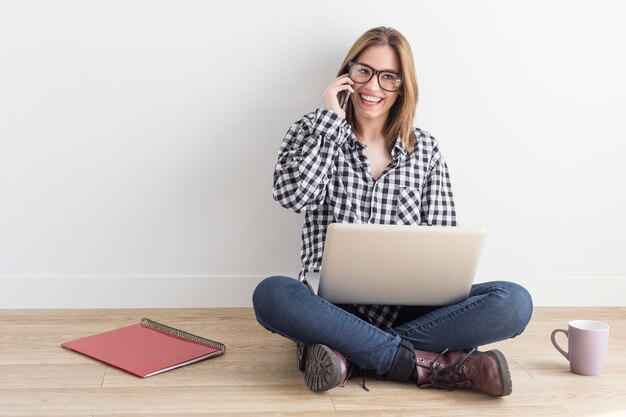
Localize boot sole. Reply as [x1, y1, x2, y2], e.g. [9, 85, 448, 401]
[490, 349, 513, 397]
[304, 344, 342, 392]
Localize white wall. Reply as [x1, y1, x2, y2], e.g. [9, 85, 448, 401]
[1, 0, 625, 307]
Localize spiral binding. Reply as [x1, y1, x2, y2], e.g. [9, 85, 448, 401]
[140, 318, 225, 351]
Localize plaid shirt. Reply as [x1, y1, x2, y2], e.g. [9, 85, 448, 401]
[273, 109, 457, 329]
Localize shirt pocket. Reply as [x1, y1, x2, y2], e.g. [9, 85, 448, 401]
[395, 187, 422, 225]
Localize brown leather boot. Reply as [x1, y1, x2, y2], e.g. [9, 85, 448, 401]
[299, 344, 349, 392]
[414, 348, 513, 397]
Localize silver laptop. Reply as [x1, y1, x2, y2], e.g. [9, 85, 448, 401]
[305, 223, 486, 306]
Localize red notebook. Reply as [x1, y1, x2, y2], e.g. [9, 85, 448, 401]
[62, 318, 225, 377]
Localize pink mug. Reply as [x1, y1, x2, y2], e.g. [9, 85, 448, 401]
[551, 320, 609, 376]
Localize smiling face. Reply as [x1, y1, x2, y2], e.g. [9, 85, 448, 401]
[350, 44, 401, 126]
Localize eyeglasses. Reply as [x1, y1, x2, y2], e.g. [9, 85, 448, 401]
[348, 61, 403, 92]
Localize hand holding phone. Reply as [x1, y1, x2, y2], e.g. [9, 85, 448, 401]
[322, 74, 354, 119]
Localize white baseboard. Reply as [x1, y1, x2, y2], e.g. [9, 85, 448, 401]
[1, 274, 625, 308]
[0, 275, 265, 309]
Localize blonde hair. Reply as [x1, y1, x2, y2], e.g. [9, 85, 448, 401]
[338, 27, 419, 152]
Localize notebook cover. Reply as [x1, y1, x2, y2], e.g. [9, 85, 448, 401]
[62, 321, 224, 377]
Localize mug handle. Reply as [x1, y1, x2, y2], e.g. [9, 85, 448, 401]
[551, 328, 569, 360]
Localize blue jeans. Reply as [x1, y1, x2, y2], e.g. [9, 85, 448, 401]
[252, 275, 533, 377]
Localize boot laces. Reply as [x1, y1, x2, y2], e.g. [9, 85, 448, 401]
[341, 363, 370, 392]
[429, 348, 476, 390]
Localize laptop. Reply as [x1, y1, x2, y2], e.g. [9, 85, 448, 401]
[305, 223, 487, 306]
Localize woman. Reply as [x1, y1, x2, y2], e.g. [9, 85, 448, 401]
[253, 27, 532, 397]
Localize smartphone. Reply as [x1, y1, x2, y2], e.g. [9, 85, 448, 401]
[339, 91, 351, 110]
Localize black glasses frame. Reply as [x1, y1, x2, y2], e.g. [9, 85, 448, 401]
[348, 61, 403, 92]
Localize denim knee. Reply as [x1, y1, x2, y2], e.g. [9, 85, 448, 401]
[491, 281, 533, 337]
[252, 275, 300, 328]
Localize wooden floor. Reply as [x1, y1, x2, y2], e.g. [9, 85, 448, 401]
[0, 307, 624, 417]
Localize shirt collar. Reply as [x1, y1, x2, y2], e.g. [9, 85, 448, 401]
[348, 134, 407, 159]
[391, 137, 408, 160]
[347, 133, 360, 150]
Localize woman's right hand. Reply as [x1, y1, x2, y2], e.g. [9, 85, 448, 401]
[322, 74, 355, 119]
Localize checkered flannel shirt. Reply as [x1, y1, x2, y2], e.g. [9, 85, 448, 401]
[273, 109, 457, 329]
